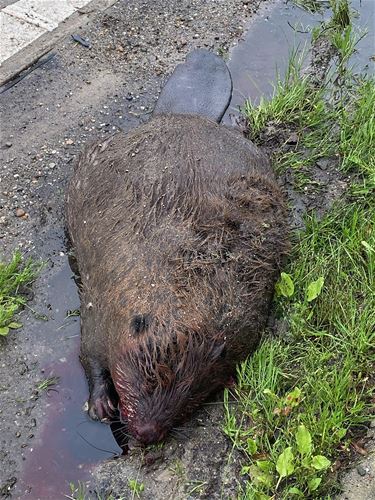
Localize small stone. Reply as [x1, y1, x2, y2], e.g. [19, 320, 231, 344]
[316, 159, 330, 170]
[49, 162, 56, 169]
[15, 208, 26, 217]
[5, 142, 12, 148]
[357, 465, 367, 476]
[286, 132, 298, 145]
[15, 431, 21, 438]
[65, 139, 74, 145]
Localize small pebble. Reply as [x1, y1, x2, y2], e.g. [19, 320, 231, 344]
[357, 465, 367, 476]
[15, 208, 26, 217]
[286, 132, 298, 145]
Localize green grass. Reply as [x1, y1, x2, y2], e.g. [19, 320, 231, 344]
[291, 0, 325, 13]
[128, 479, 144, 498]
[66, 482, 125, 500]
[245, 0, 373, 186]
[0, 251, 38, 336]
[36, 376, 60, 392]
[330, 0, 351, 31]
[66, 482, 89, 500]
[225, 1, 374, 498]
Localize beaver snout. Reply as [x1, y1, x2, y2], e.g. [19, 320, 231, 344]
[134, 422, 166, 445]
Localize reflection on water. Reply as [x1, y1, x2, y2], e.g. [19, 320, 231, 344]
[223, 0, 374, 124]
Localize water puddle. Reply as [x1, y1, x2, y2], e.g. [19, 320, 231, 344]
[14, 261, 122, 499]
[15, 0, 374, 498]
[223, 0, 319, 123]
[223, 0, 374, 124]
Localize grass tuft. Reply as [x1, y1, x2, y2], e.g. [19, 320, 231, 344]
[36, 376, 60, 392]
[291, 0, 325, 13]
[0, 251, 38, 336]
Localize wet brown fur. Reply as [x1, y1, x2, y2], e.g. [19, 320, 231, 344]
[66, 114, 289, 441]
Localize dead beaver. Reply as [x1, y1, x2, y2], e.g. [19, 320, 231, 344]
[66, 50, 288, 445]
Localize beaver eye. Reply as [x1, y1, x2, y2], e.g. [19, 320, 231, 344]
[131, 314, 152, 335]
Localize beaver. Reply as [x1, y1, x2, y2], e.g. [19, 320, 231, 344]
[66, 50, 288, 445]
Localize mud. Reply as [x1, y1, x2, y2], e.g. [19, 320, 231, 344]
[0, 0, 374, 498]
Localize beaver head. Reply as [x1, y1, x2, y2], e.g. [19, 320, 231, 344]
[112, 319, 230, 445]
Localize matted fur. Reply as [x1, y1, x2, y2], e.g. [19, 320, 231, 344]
[66, 114, 289, 442]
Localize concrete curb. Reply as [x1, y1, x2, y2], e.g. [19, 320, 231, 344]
[0, 0, 117, 85]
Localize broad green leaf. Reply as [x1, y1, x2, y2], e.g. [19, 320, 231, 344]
[275, 272, 295, 298]
[311, 455, 331, 470]
[295, 424, 312, 455]
[336, 427, 347, 439]
[241, 465, 251, 475]
[285, 387, 302, 407]
[0, 327, 10, 336]
[8, 322, 23, 329]
[308, 477, 322, 491]
[247, 438, 258, 455]
[276, 447, 295, 478]
[256, 460, 275, 473]
[248, 464, 273, 487]
[288, 486, 303, 496]
[254, 493, 271, 500]
[263, 388, 277, 398]
[307, 277, 324, 302]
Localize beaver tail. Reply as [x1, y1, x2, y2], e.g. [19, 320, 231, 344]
[153, 49, 232, 123]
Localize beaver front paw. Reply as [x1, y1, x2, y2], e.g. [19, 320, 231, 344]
[88, 383, 118, 422]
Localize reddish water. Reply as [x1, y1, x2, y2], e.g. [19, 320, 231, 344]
[14, 261, 123, 499]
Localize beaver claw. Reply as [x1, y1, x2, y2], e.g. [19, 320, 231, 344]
[88, 396, 116, 422]
[88, 384, 117, 422]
